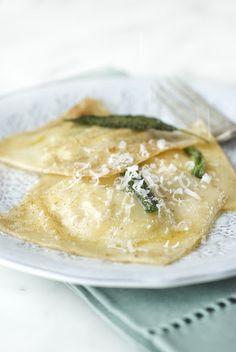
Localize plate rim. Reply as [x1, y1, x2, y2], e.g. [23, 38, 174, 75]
[1, 247, 236, 288]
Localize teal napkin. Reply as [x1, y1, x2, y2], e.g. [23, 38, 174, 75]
[67, 280, 236, 352]
[66, 68, 236, 352]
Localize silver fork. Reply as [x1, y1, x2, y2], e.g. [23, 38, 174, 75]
[156, 78, 236, 142]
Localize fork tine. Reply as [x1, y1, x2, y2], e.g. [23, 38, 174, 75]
[167, 79, 211, 123]
[169, 78, 233, 129]
[158, 78, 235, 137]
[166, 78, 196, 104]
[161, 79, 204, 125]
[165, 78, 210, 118]
[156, 83, 197, 126]
[159, 81, 193, 109]
[156, 86, 188, 123]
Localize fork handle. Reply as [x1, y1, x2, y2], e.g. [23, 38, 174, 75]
[216, 127, 236, 143]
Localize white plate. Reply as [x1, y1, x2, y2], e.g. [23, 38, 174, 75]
[0, 76, 236, 288]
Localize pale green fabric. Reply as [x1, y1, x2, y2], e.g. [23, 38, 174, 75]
[67, 279, 236, 352]
[66, 68, 236, 352]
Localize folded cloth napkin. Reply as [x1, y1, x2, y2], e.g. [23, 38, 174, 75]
[66, 68, 236, 352]
[67, 279, 236, 352]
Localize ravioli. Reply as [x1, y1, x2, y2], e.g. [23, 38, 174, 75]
[0, 101, 235, 264]
[190, 121, 236, 211]
[0, 155, 226, 264]
[0, 98, 197, 178]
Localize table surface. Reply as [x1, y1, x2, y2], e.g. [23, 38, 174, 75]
[1, 0, 236, 351]
[0, 266, 137, 352]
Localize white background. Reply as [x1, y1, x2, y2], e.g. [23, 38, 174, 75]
[1, 0, 236, 94]
[0, 0, 236, 351]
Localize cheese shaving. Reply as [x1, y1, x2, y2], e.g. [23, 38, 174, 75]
[184, 188, 201, 200]
[201, 173, 212, 184]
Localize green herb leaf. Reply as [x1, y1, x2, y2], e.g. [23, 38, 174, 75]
[70, 114, 176, 132]
[184, 146, 205, 178]
[123, 167, 159, 213]
[69, 114, 208, 142]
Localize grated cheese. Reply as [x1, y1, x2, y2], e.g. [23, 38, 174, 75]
[141, 165, 158, 189]
[156, 139, 167, 150]
[139, 143, 150, 157]
[89, 165, 110, 182]
[174, 220, 191, 232]
[184, 188, 201, 200]
[108, 152, 134, 169]
[172, 241, 180, 249]
[118, 140, 127, 150]
[118, 165, 139, 190]
[201, 173, 212, 184]
[172, 187, 184, 203]
[74, 162, 91, 179]
[163, 240, 170, 248]
[178, 173, 190, 189]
